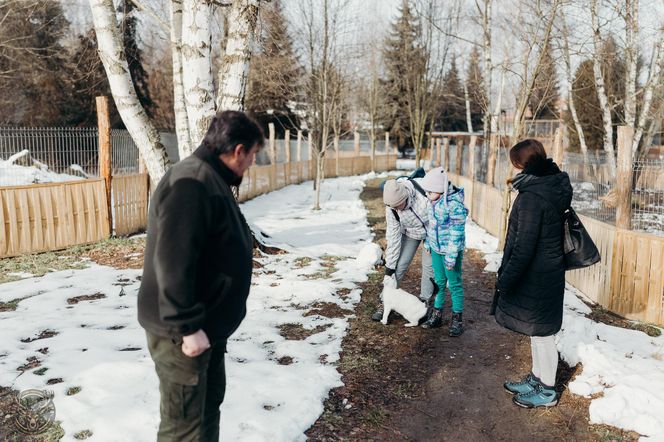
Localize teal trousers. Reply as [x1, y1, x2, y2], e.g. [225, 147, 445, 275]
[430, 251, 464, 312]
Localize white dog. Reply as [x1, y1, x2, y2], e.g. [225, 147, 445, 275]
[381, 275, 428, 327]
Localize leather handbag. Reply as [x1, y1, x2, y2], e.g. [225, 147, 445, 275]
[563, 207, 601, 270]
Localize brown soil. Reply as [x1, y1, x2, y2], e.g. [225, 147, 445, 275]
[306, 178, 639, 441]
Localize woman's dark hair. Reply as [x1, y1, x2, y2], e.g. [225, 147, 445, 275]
[202, 110, 265, 155]
[509, 138, 547, 169]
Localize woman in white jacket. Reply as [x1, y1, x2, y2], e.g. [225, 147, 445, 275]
[372, 178, 435, 322]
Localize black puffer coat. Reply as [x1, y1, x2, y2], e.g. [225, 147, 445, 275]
[495, 158, 573, 337]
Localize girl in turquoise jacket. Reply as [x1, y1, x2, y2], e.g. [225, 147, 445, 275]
[419, 167, 468, 335]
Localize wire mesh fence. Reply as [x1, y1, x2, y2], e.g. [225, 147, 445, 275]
[633, 159, 664, 234]
[444, 138, 664, 236]
[0, 127, 98, 186]
[0, 127, 144, 187]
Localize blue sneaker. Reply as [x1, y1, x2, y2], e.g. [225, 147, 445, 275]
[503, 373, 539, 395]
[513, 383, 558, 408]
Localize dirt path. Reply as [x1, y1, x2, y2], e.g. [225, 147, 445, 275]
[306, 179, 636, 441]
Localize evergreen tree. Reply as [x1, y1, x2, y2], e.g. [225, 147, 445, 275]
[529, 36, 559, 119]
[564, 36, 626, 152]
[381, 0, 426, 153]
[438, 58, 466, 131]
[245, 0, 301, 136]
[466, 46, 485, 131]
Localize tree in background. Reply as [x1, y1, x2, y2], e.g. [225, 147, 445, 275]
[381, 0, 425, 155]
[437, 58, 465, 131]
[528, 35, 559, 119]
[564, 37, 626, 153]
[0, 0, 72, 125]
[118, 0, 154, 118]
[465, 45, 485, 131]
[245, 0, 301, 137]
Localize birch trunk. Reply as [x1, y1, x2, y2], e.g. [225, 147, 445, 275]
[89, 0, 170, 182]
[170, 0, 192, 159]
[482, 0, 493, 138]
[464, 82, 473, 133]
[181, 0, 216, 151]
[623, 0, 638, 129]
[216, 0, 260, 111]
[591, 0, 617, 177]
[633, 31, 664, 157]
[560, 10, 591, 175]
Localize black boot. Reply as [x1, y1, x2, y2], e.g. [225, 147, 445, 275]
[371, 306, 384, 322]
[421, 308, 443, 329]
[449, 312, 464, 337]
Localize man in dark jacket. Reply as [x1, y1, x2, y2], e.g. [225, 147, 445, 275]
[493, 139, 572, 409]
[138, 110, 264, 441]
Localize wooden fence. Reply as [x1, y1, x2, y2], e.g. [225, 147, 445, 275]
[0, 179, 110, 257]
[446, 147, 664, 326]
[0, 152, 396, 258]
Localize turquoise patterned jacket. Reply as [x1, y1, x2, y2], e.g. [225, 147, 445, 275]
[425, 185, 468, 268]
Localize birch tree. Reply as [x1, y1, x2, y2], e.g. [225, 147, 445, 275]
[90, 0, 171, 181]
[590, 0, 617, 176]
[90, 0, 261, 181]
[557, 5, 591, 174]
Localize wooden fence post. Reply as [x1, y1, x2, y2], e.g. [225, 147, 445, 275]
[436, 138, 442, 167]
[429, 136, 434, 165]
[96, 96, 112, 236]
[487, 134, 499, 187]
[284, 129, 291, 184]
[468, 135, 478, 216]
[334, 135, 340, 177]
[443, 138, 450, 170]
[296, 130, 303, 182]
[455, 137, 463, 174]
[354, 131, 360, 156]
[616, 126, 634, 230]
[308, 132, 314, 180]
[552, 127, 564, 166]
[385, 132, 391, 169]
[268, 123, 276, 191]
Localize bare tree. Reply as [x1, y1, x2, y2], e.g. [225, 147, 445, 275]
[590, 0, 617, 176]
[292, 0, 351, 209]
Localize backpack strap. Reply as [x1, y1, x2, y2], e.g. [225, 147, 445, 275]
[391, 208, 400, 223]
[408, 177, 427, 197]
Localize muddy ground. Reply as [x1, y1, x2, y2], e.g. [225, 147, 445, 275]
[305, 179, 639, 442]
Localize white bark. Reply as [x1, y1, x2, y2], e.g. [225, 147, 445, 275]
[632, 30, 664, 157]
[623, 0, 638, 129]
[481, 0, 492, 138]
[89, 0, 170, 182]
[464, 82, 473, 133]
[492, 65, 504, 133]
[560, 8, 590, 170]
[170, 0, 192, 159]
[216, 0, 260, 111]
[591, 0, 617, 177]
[182, 0, 216, 151]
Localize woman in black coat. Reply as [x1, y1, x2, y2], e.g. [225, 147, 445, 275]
[493, 139, 572, 408]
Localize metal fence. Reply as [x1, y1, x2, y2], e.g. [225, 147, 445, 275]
[0, 127, 142, 187]
[443, 139, 664, 236]
[0, 127, 98, 186]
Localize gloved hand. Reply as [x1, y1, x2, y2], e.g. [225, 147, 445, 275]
[385, 267, 395, 277]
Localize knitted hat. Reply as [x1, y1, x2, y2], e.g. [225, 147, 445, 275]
[421, 167, 449, 204]
[383, 180, 408, 208]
